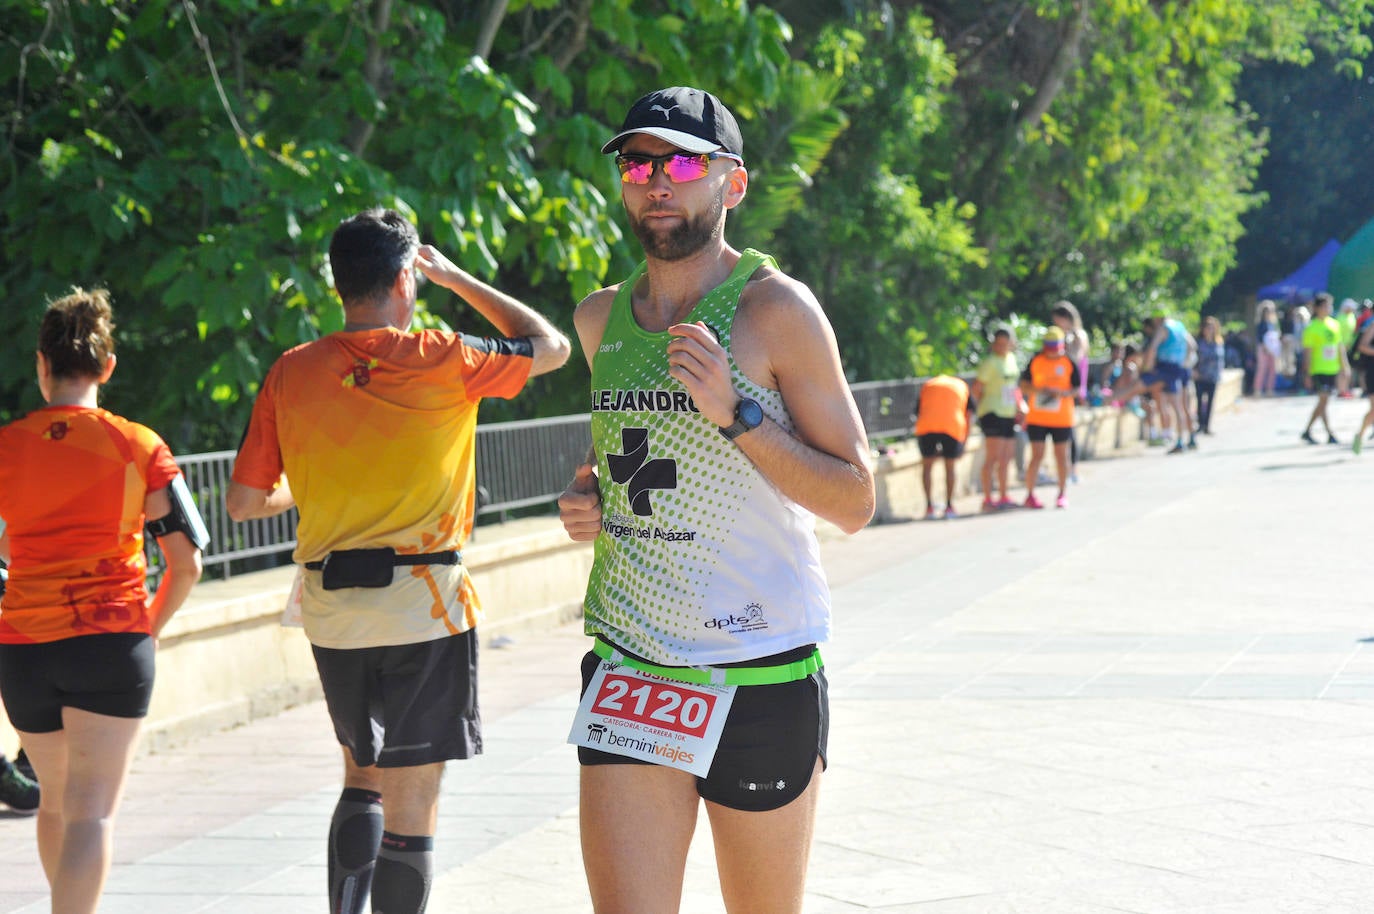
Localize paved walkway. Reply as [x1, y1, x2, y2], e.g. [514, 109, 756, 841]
[5, 393, 1374, 913]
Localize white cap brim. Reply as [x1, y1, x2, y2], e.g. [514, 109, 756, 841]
[601, 127, 722, 155]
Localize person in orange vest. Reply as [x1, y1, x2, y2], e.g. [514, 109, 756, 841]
[913, 375, 972, 519]
[1019, 327, 1081, 509]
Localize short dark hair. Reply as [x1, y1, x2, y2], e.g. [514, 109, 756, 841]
[1315, 292, 1334, 310]
[40, 287, 116, 380]
[329, 208, 419, 306]
[992, 328, 1012, 341]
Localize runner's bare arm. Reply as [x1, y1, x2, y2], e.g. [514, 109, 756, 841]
[414, 244, 572, 378]
[226, 477, 296, 522]
[666, 276, 874, 534]
[557, 291, 616, 542]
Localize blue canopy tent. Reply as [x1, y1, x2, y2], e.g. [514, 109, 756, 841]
[1256, 239, 1342, 301]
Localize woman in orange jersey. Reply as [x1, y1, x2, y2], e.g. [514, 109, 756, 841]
[1019, 327, 1081, 509]
[0, 289, 204, 914]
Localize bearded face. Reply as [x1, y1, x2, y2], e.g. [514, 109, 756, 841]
[628, 190, 725, 262]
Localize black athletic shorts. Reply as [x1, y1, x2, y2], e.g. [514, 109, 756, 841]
[1026, 424, 1073, 444]
[977, 414, 1017, 439]
[312, 629, 481, 768]
[917, 432, 965, 459]
[577, 642, 829, 812]
[1310, 373, 1338, 393]
[0, 633, 155, 733]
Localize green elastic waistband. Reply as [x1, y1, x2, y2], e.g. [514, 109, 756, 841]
[591, 639, 822, 687]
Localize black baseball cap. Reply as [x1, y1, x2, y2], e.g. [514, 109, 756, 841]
[601, 87, 744, 159]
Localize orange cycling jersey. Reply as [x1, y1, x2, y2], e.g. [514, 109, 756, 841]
[0, 407, 180, 644]
[232, 327, 532, 649]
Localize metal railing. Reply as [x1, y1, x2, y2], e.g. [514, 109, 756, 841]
[157, 379, 929, 580]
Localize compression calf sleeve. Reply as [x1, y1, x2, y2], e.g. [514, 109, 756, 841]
[372, 832, 434, 914]
[328, 787, 383, 914]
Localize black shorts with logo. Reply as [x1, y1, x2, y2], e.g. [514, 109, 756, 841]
[0, 633, 155, 733]
[917, 432, 965, 459]
[312, 628, 481, 768]
[577, 642, 829, 812]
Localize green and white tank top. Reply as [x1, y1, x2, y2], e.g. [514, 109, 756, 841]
[585, 249, 831, 666]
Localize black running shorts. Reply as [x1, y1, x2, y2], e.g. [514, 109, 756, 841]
[917, 432, 966, 459]
[977, 414, 1017, 439]
[1026, 423, 1073, 444]
[312, 629, 481, 768]
[0, 633, 155, 733]
[577, 643, 829, 812]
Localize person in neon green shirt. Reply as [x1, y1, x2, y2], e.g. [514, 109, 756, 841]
[1300, 293, 1348, 445]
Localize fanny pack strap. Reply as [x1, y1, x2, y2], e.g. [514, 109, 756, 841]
[304, 549, 461, 571]
[591, 638, 822, 687]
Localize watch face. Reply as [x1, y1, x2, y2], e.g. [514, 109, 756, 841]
[738, 397, 764, 428]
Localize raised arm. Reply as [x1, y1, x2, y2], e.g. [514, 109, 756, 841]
[414, 245, 571, 378]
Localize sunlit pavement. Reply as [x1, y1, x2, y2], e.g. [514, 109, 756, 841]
[5, 392, 1374, 913]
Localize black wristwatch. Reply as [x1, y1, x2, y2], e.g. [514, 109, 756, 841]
[719, 397, 764, 441]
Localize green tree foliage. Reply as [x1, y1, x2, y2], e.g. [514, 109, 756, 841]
[3, 0, 1372, 451]
[0, 0, 823, 446]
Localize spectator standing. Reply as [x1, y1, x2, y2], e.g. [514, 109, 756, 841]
[1050, 301, 1089, 483]
[1254, 300, 1280, 397]
[1019, 327, 1080, 509]
[913, 375, 972, 519]
[970, 328, 1022, 510]
[1195, 316, 1225, 435]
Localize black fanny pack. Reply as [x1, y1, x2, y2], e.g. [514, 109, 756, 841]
[305, 548, 461, 591]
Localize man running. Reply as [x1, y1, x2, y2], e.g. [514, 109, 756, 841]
[558, 86, 874, 914]
[227, 209, 569, 914]
[1300, 292, 1347, 445]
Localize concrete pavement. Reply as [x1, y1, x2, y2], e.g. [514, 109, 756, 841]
[5, 392, 1374, 912]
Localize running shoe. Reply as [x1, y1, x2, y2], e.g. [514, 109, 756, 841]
[14, 748, 35, 783]
[1328, 434, 1340, 445]
[0, 760, 39, 814]
[924, 507, 940, 521]
[1354, 436, 1363, 456]
[1024, 493, 1045, 510]
[996, 497, 1017, 510]
[1055, 494, 1068, 509]
[944, 506, 959, 520]
[1167, 443, 1186, 455]
[1301, 430, 1317, 444]
[981, 498, 997, 513]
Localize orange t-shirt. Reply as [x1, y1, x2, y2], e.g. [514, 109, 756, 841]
[232, 328, 532, 649]
[913, 376, 969, 442]
[1021, 353, 1080, 428]
[0, 407, 180, 644]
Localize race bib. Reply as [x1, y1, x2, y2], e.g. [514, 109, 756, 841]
[1323, 345, 1338, 362]
[1036, 391, 1062, 410]
[569, 660, 736, 777]
[1001, 386, 1017, 406]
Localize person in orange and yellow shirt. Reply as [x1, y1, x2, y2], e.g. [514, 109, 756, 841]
[0, 288, 204, 914]
[227, 209, 569, 914]
[912, 375, 972, 520]
[1019, 326, 1081, 509]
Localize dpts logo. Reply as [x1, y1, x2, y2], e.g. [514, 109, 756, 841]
[607, 427, 677, 517]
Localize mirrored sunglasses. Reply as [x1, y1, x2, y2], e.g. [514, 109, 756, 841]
[615, 151, 742, 185]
